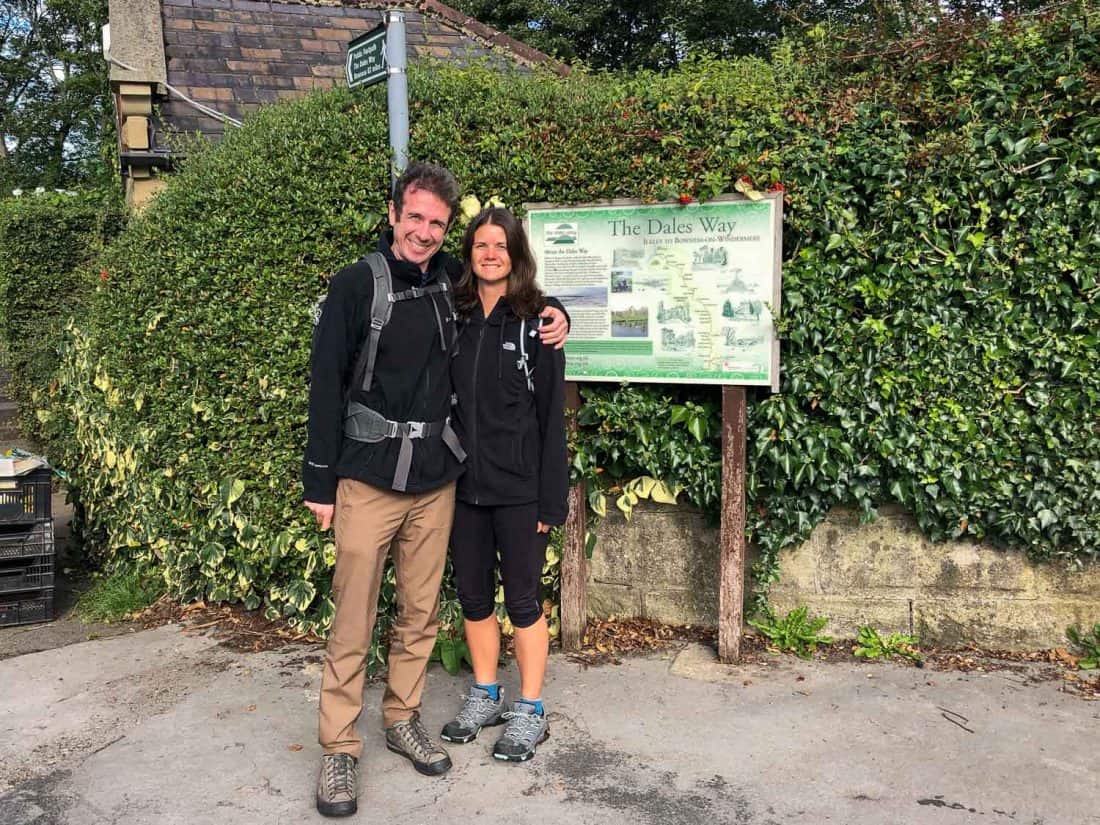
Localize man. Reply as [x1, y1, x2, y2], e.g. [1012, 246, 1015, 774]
[303, 162, 567, 817]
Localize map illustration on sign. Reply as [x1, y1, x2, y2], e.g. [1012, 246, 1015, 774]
[526, 196, 782, 388]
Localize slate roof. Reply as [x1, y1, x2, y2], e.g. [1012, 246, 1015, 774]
[158, 0, 564, 140]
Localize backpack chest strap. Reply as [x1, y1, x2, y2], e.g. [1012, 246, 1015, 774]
[389, 281, 449, 303]
[358, 264, 455, 393]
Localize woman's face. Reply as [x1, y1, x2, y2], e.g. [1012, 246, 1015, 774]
[470, 222, 512, 286]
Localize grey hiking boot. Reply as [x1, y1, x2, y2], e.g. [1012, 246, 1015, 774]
[386, 711, 453, 776]
[441, 685, 506, 743]
[316, 752, 357, 817]
[492, 702, 550, 762]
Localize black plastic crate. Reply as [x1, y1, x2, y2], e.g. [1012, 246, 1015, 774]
[0, 467, 52, 524]
[0, 552, 54, 594]
[0, 588, 54, 627]
[0, 522, 54, 561]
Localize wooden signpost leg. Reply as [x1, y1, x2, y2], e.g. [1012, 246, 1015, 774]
[561, 382, 587, 651]
[719, 385, 747, 663]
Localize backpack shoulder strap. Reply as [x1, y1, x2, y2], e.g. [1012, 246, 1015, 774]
[437, 270, 457, 351]
[356, 251, 392, 393]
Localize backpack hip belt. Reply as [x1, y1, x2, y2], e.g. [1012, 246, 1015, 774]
[344, 401, 466, 492]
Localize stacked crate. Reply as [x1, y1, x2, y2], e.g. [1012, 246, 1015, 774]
[0, 467, 55, 626]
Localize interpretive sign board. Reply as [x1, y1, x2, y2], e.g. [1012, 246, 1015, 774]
[526, 195, 782, 391]
[346, 24, 387, 89]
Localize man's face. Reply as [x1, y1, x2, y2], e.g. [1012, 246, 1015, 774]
[388, 186, 452, 271]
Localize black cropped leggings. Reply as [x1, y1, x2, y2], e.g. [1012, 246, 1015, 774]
[450, 500, 548, 629]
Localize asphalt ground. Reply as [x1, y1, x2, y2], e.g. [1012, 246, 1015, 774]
[1, 623, 1097, 825]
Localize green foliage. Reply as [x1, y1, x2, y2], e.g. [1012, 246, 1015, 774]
[447, 0, 1050, 70]
[0, 0, 115, 190]
[44, 4, 1100, 666]
[0, 188, 124, 437]
[1065, 623, 1100, 670]
[570, 4, 1100, 614]
[75, 566, 164, 623]
[853, 625, 922, 663]
[749, 605, 833, 659]
[572, 386, 720, 516]
[431, 604, 474, 675]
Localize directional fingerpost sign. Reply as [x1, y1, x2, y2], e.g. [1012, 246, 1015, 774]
[346, 23, 387, 89]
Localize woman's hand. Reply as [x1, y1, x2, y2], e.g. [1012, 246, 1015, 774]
[539, 306, 569, 349]
[537, 521, 550, 533]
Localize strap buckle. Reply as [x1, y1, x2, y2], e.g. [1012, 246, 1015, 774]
[406, 420, 426, 439]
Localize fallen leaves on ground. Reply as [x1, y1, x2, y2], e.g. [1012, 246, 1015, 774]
[564, 617, 717, 667]
[564, 617, 776, 667]
[130, 595, 322, 652]
[127, 598, 1100, 699]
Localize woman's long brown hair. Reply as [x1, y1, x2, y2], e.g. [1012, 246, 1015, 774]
[455, 207, 546, 320]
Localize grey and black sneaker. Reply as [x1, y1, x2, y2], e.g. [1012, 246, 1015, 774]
[441, 686, 506, 744]
[386, 712, 453, 776]
[316, 752, 358, 817]
[492, 702, 550, 762]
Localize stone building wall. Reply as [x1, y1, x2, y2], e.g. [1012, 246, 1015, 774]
[108, 0, 562, 204]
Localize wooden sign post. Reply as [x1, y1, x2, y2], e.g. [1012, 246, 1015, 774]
[560, 382, 587, 651]
[719, 386, 747, 662]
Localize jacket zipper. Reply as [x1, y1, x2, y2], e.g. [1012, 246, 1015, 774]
[470, 321, 486, 505]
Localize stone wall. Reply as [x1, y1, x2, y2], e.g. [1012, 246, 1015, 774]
[588, 502, 1100, 650]
[767, 505, 1099, 650]
[588, 505, 725, 627]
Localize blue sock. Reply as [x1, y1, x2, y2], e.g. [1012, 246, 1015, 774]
[475, 682, 500, 701]
[519, 697, 544, 716]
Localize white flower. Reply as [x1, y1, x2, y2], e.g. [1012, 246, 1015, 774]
[11, 189, 22, 197]
[485, 196, 506, 209]
[458, 194, 481, 221]
[34, 187, 45, 194]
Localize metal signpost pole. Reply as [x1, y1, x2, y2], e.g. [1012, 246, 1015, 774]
[385, 9, 409, 187]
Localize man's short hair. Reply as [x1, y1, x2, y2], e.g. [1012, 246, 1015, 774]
[392, 162, 461, 223]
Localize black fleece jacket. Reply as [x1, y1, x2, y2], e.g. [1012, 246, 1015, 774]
[450, 296, 569, 526]
[302, 232, 464, 502]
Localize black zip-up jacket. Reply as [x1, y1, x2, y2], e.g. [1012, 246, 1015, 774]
[302, 231, 464, 503]
[450, 296, 568, 525]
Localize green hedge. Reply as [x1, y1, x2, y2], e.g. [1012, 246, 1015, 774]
[48, 4, 1098, 651]
[576, 6, 1100, 608]
[0, 189, 124, 439]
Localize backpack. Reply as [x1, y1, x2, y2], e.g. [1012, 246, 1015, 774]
[311, 252, 464, 492]
[312, 251, 457, 393]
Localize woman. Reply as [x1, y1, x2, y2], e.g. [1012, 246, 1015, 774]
[440, 207, 568, 762]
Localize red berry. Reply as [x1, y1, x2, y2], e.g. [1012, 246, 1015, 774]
[678, 194, 693, 205]
[100, 269, 109, 281]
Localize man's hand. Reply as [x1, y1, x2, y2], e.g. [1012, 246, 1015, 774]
[305, 501, 334, 531]
[537, 521, 550, 533]
[539, 306, 569, 349]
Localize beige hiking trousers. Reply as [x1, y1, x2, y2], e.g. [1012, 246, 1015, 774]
[318, 478, 456, 757]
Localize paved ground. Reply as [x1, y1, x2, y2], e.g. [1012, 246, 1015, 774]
[1, 429, 1097, 823]
[1, 623, 1097, 825]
